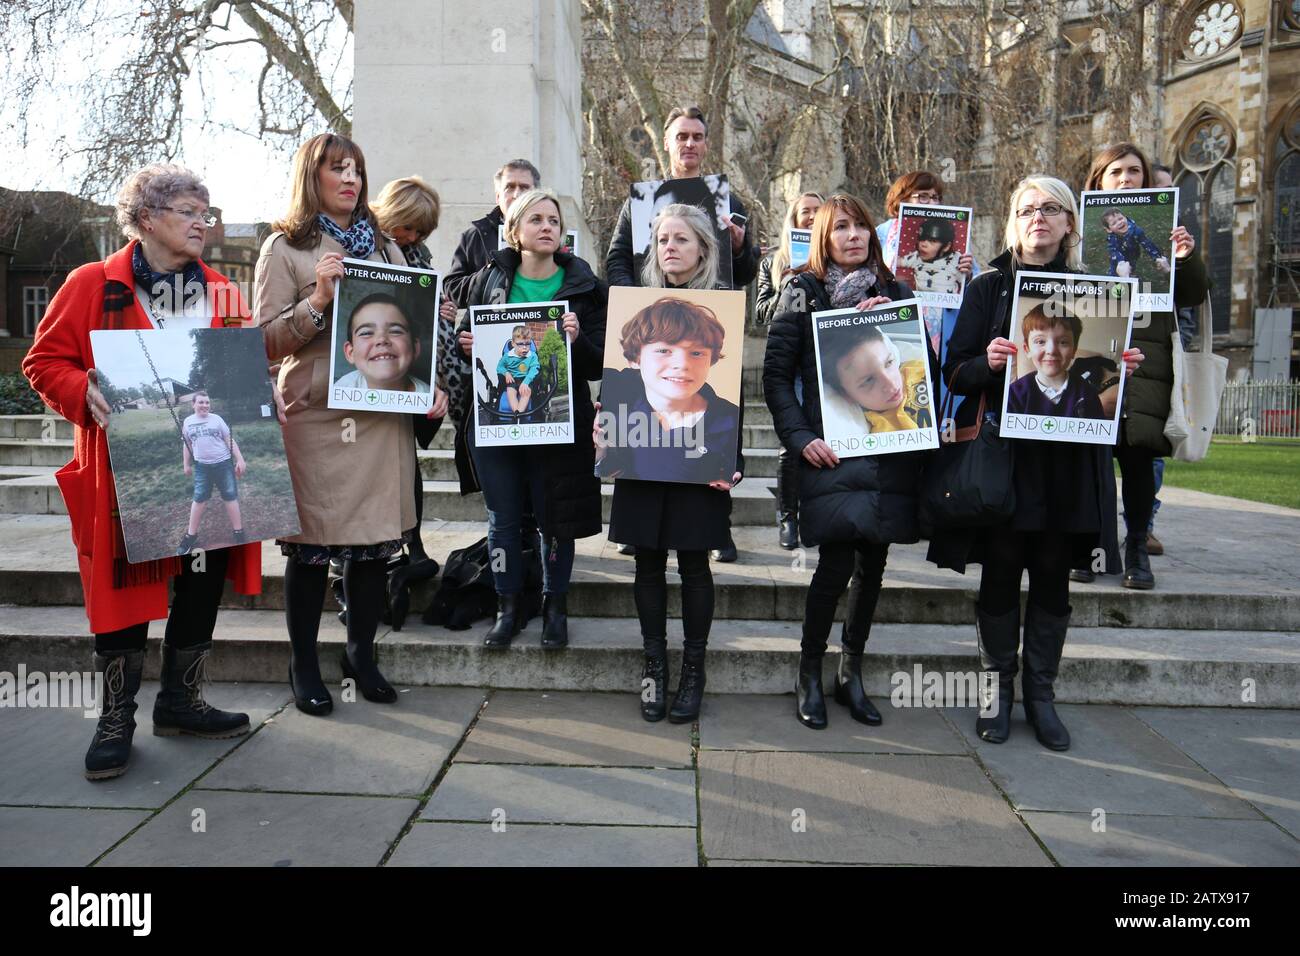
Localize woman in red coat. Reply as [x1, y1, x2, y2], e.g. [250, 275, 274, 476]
[22, 164, 262, 781]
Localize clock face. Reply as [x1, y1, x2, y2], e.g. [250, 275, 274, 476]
[1183, 1, 1243, 60]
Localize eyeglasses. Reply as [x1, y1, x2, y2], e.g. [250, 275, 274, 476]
[1016, 203, 1066, 220]
[909, 191, 942, 203]
[157, 206, 218, 228]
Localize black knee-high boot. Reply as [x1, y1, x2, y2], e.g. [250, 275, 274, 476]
[1022, 604, 1071, 751]
[285, 558, 332, 716]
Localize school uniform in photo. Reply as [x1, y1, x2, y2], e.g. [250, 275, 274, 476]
[1007, 369, 1106, 420]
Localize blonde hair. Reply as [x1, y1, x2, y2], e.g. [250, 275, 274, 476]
[640, 203, 720, 290]
[771, 192, 824, 279]
[1004, 176, 1081, 270]
[504, 188, 564, 251]
[372, 175, 441, 239]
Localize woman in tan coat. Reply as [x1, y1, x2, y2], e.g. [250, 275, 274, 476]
[255, 132, 447, 715]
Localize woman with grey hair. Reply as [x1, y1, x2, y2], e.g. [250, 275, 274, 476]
[22, 163, 262, 781]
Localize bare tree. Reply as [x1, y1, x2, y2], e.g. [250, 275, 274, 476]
[0, 0, 352, 200]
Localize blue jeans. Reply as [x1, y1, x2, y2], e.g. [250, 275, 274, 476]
[193, 458, 238, 502]
[469, 435, 574, 595]
[1150, 458, 1164, 532]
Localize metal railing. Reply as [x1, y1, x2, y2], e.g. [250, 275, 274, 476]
[1215, 379, 1300, 438]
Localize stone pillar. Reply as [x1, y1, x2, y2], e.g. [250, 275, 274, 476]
[353, 0, 586, 274]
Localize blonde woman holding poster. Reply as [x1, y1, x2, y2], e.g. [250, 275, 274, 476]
[596, 204, 743, 725]
[454, 188, 607, 649]
[927, 176, 1144, 752]
[763, 194, 925, 731]
[256, 133, 448, 717]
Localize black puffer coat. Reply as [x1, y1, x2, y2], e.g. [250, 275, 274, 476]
[453, 249, 607, 540]
[925, 248, 1119, 574]
[1120, 251, 1209, 455]
[763, 269, 931, 548]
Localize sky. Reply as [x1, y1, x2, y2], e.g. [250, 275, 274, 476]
[2, 2, 353, 223]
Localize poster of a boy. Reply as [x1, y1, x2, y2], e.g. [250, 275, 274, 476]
[498, 324, 540, 412]
[177, 390, 246, 555]
[820, 321, 932, 433]
[334, 291, 430, 393]
[1005, 304, 1105, 420]
[596, 293, 743, 484]
[897, 219, 963, 296]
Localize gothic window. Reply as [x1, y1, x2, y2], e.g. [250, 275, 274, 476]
[1181, 2, 1243, 62]
[1177, 116, 1237, 332]
[1271, 103, 1300, 301]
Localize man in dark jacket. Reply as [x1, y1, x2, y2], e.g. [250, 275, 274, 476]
[604, 106, 759, 292]
[444, 159, 541, 308]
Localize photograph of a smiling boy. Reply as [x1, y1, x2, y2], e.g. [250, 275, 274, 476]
[597, 296, 740, 484]
[1006, 302, 1106, 420]
[334, 291, 430, 393]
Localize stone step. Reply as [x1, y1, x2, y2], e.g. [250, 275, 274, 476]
[0, 439, 73, 467]
[3, 605, 1294, 706]
[0, 415, 74, 441]
[2, 516, 1296, 632]
[744, 402, 772, 427]
[417, 447, 782, 481]
[0, 473, 784, 523]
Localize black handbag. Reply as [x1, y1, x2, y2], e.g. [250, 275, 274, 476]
[921, 364, 1016, 528]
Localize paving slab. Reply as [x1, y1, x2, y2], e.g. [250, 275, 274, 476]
[421, 765, 696, 826]
[387, 821, 698, 867]
[0, 682, 287, 808]
[1022, 813, 1300, 866]
[698, 693, 968, 754]
[697, 750, 1049, 865]
[1129, 707, 1300, 838]
[97, 790, 418, 866]
[943, 704, 1259, 819]
[0, 807, 151, 866]
[455, 691, 693, 767]
[200, 686, 485, 797]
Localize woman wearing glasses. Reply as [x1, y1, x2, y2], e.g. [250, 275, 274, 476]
[927, 177, 1143, 752]
[23, 164, 262, 780]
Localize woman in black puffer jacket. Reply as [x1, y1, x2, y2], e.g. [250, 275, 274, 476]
[453, 189, 607, 650]
[764, 193, 933, 730]
[1075, 144, 1208, 590]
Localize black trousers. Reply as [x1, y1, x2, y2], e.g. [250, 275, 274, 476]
[93, 548, 231, 653]
[1115, 440, 1156, 543]
[777, 444, 800, 516]
[802, 540, 889, 656]
[978, 530, 1071, 617]
[633, 548, 712, 655]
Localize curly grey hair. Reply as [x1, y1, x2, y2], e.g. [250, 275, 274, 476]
[115, 164, 210, 240]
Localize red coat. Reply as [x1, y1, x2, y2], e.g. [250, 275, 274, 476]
[22, 241, 262, 634]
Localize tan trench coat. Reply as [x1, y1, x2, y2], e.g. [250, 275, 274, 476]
[254, 230, 416, 546]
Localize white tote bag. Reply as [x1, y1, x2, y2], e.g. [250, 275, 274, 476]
[1165, 298, 1228, 462]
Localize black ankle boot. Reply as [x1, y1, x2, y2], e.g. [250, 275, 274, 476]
[1122, 536, 1155, 590]
[795, 653, 827, 729]
[153, 642, 250, 738]
[85, 650, 144, 780]
[640, 637, 669, 722]
[668, 650, 706, 723]
[778, 513, 800, 550]
[1022, 604, 1071, 751]
[484, 593, 522, 648]
[540, 593, 569, 648]
[833, 647, 881, 725]
[974, 604, 1019, 744]
[341, 644, 397, 704]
